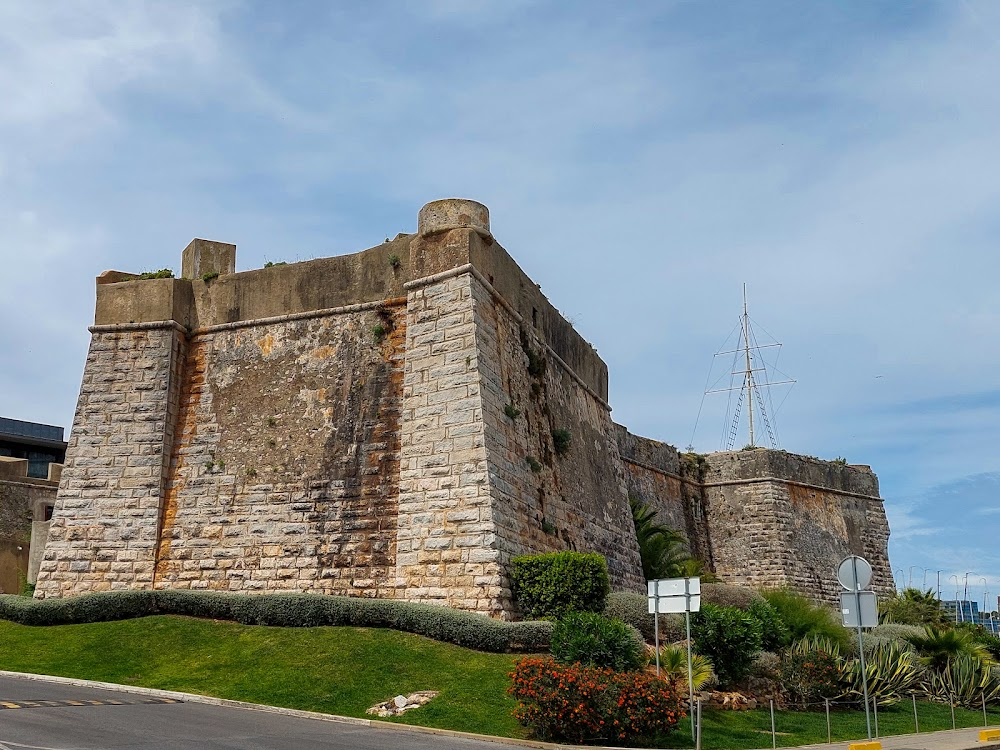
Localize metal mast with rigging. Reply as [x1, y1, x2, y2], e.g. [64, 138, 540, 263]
[691, 285, 796, 451]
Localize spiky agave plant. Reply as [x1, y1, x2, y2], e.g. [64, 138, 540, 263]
[843, 641, 923, 706]
[922, 655, 1000, 708]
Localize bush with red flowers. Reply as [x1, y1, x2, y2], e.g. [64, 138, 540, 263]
[508, 657, 686, 746]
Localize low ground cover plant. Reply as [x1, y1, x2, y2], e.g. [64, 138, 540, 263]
[0, 591, 551, 653]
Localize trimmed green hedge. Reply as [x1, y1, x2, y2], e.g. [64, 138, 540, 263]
[0, 591, 552, 653]
[509, 551, 610, 619]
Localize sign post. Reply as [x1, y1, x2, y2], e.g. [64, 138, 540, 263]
[838, 555, 877, 742]
[648, 577, 701, 741]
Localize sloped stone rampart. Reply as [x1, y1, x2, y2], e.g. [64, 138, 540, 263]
[395, 271, 502, 612]
[470, 271, 643, 600]
[34, 325, 185, 597]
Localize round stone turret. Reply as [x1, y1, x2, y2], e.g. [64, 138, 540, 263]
[417, 199, 490, 238]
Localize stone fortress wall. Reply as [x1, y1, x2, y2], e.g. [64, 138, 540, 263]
[35, 199, 893, 614]
[0, 458, 60, 593]
[616, 429, 894, 603]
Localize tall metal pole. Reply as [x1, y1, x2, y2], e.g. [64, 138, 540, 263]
[937, 570, 942, 600]
[854, 557, 873, 741]
[687, 607, 695, 742]
[743, 284, 754, 447]
[654, 600, 660, 676]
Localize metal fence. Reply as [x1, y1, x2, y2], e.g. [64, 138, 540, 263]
[691, 696, 1000, 750]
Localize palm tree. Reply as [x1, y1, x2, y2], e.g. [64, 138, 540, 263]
[881, 587, 946, 626]
[629, 498, 701, 580]
[908, 626, 992, 672]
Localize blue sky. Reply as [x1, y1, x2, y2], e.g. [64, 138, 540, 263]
[1, 1, 997, 605]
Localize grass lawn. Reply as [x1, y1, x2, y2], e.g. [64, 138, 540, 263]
[0, 616, 526, 739]
[1, 615, 998, 748]
[686, 700, 1000, 750]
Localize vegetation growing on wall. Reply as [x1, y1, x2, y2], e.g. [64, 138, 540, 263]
[137, 269, 174, 279]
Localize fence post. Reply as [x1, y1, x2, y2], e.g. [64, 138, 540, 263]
[872, 697, 879, 739]
[696, 698, 703, 750]
[770, 698, 776, 750]
[984, 693, 989, 728]
[912, 694, 919, 734]
[950, 700, 956, 731]
[825, 698, 831, 744]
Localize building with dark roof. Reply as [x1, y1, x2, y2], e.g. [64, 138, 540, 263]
[0, 417, 67, 479]
[0, 417, 65, 594]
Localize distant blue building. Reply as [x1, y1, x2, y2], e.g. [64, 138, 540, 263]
[941, 599, 999, 634]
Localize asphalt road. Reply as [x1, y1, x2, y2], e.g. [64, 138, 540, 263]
[0, 675, 525, 750]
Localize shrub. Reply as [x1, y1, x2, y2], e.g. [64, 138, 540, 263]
[780, 637, 845, 709]
[0, 591, 553, 653]
[752, 651, 781, 679]
[509, 657, 685, 745]
[551, 428, 572, 456]
[701, 582, 762, 610]
[761, 588, 851, 652]
[629, 498, 701, 580]
[691, 603, 763, 687]
[137, 268, 174, 279]
[603, 591, 687, 645]
[747, 598, 791, 652]
[880, 588, 947, 627]
[872, 623, 925, 644]
[509, 552, 610, 620]
[909, 626, 991, 672]
[551, 612, 645, 672]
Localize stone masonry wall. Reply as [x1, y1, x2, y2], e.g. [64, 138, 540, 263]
[36, 199, 893, 612]
[612, 431, 893, 604]
[395, 270, 504, 613]
[151, 303, 405, 595]
[615, 426, 713, 567]
[701, 450, 893, 604]
[0, 461, 58, 593]
[35, 324, 185, 597]
[471, 272, 644, 601]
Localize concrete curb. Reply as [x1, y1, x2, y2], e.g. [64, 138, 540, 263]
[13, 670, 996, 750]
[0, 670, 575, 749]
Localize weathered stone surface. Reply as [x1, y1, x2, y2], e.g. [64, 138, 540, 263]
[0, 459, 58, 593]
[619, 431, 893, 604]
[34, 325, 184, 598]
[36, 198, 893, 613]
